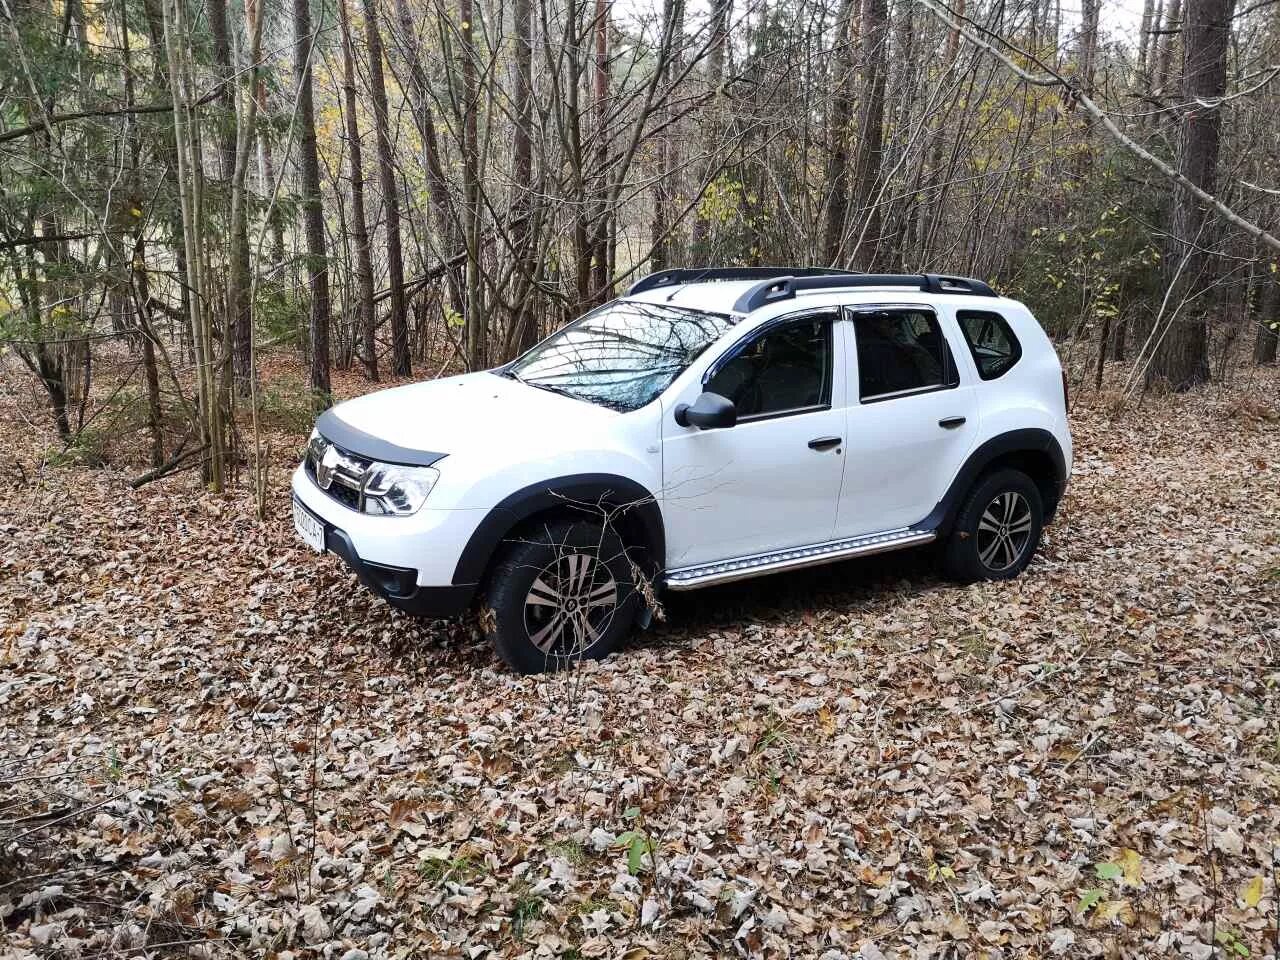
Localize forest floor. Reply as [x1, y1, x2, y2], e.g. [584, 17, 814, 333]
[2, 355, 1279, 959]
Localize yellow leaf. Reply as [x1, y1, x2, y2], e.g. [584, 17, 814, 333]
[1120, 848, 1142, 887]
[1242, 875, 1264, 909]
[130, 206, 142, 218]
[1096, 899, 1135, 925]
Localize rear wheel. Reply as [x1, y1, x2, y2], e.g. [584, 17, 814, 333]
[942, 469, 1044, 582]
[483, 521, 639, 673]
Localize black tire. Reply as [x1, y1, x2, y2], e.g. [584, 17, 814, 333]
[941, 469, 1044, 583]
[482, 521, 640, 674]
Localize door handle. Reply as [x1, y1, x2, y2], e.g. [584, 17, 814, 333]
[938, 417, 967, 430]
[808, 436, 842, 451]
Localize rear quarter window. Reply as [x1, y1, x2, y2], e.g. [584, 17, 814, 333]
[957, 310, 1022, 380]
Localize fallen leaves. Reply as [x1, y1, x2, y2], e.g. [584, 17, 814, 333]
[2, 359, 1279, 958]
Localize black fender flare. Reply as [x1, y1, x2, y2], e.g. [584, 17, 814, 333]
[452, 473, 665, 586]
[919, 428, 1068, 534]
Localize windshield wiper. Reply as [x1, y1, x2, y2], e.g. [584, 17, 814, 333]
[522, 379, 582, 401]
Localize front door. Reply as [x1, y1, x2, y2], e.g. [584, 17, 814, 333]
[661, 311, 848, 568]
[836, 305, 980, 537]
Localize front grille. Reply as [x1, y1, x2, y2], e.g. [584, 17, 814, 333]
[305, 435, 371, 512]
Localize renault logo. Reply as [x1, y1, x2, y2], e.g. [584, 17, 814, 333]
[316, 445, 340, 490]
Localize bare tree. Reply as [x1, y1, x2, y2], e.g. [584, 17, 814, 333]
[338, 0, 378, 380]
[361, 0, 411, 376]
[293, 0, 332, 404]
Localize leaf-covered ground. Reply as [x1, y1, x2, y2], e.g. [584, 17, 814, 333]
[2, 360, 1279, 959]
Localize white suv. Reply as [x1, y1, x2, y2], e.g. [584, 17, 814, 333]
[292, 268, 1071, 672]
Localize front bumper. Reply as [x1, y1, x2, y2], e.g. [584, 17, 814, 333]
[291, 464, 484, 618]
[324, 526, 474, 617]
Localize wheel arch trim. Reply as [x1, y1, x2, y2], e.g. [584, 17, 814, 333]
[452, 473, 665, 587]
[919, 428, 1067, 535]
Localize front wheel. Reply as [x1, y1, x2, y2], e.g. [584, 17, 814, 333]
[482, 521, 639, 673]
[941, 469, 1044, 583]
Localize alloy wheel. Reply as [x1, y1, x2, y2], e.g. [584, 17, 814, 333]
[976, 491, 1034, 572]
[523, 552, 619, 655]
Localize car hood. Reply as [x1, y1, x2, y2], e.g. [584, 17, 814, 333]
[320, 371, 618, 462]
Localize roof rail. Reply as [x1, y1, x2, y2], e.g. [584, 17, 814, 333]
[627, 266, 857, 297]
[731, 272, 998, 313]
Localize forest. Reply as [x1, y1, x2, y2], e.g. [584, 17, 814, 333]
[3, 0, 1280, 955]
[1, 0, 1278, 490]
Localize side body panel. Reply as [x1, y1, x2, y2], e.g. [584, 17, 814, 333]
[835, 304, 982, 538]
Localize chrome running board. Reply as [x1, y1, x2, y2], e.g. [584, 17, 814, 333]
[663, 527, 936, 591]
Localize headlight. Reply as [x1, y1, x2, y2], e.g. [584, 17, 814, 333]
[359, 463, 439, 516]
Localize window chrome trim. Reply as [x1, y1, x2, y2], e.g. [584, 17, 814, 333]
[699, 308, 837, 422]
[702, 306, 839, 387]
[844, 303, 962, 404]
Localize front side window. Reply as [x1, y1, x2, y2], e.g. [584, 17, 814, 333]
[505, 300, 733, 411]
[706, 316, 833, 419]
[957, 309, 1022, 379]
[853, 309, 957, 401]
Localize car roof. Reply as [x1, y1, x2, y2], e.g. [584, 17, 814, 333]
[623, 278, 1025, 318]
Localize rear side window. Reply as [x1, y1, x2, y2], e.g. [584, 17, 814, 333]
[853, 309, 958, 401]
[957, 309, 1022, 380]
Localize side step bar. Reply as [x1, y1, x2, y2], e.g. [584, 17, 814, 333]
[663, 527, 937, 591]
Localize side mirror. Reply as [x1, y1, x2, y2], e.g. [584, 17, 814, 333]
[674, 391, 737, 430]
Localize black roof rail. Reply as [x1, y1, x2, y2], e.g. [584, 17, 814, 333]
[731, 272, 998, 313]
[627, 266, 858, 297]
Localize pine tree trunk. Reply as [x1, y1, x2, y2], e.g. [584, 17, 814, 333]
[360, 0, 410, 376]
[1147, 0, 1233, 390]
[293, 0, 332, 404]
[339, 0, 378, 380]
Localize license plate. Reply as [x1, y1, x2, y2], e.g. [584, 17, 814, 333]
[293, 498, 325, 553]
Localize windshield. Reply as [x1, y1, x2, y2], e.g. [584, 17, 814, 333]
[504, 300, 734, 412]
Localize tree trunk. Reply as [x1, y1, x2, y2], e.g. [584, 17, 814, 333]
[391, 0, 465, 316]
[360, 0, 411, 376]
[339, 0, 378, 380]
[590, 0, 611, 299]
[1156, 0, 1182, 94]
[510, 0, 539, 354]
[821, 0, 857, 266]
[460, 0, 485, 369]
[1255, 275, 1280, 364]
[1147, 0, 1233, 390]
[293, 0, 332, 404]
[848, 0, 889, 270]
[649, 0, 684, 272]
[688, 0, 731, 254]
[208, 0, 253, 394]
[1138, 0, 1156, 84]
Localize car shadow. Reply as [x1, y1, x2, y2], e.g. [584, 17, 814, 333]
[649, 543, 948, 638]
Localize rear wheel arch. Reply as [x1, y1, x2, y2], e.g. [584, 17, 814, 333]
[452, 473, 665, 589]
[924, 428, 1067, 535]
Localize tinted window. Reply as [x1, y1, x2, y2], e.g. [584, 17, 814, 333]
[706, 317, 832, 419]
[854, 309, 957, 400]
[506, 300, 733, 411]
[957, 310, 1022, 379]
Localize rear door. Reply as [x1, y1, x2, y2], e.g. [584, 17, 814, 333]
[835, 305, 980, 537]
